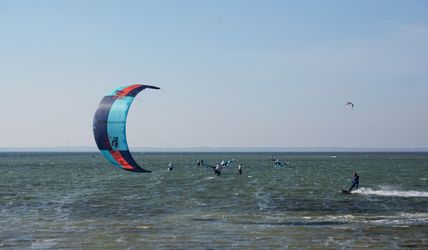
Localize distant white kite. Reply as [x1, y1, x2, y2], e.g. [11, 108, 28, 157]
[345, 101, 354, 109]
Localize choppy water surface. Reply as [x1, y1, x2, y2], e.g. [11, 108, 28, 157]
[1, 152, 428, 249]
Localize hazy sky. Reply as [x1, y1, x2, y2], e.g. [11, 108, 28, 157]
[1, 0, 427, 149]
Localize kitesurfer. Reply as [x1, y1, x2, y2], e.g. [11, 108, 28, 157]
[197, 159, 205, 167]
[168, 162, 174, 171]
[349, 172, 359, 191]
[238, 163, 242, 175]
[214, 164, 222, 176]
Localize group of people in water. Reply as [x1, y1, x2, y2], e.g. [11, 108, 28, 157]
[201, 159, 242, 176]
[171, 159, 243, 176]
[170, 157, 360, 192]
[170, 156, 287, 176]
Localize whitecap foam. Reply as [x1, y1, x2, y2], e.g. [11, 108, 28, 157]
[353, 187, 428, 197]
[305, 213, 428, 226]
[368, 213, 428, 225]
[31, 239, 57, 249]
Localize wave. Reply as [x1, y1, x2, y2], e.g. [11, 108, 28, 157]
[308, 213, 428, 226]
[353, 187, 428, 197]
[248, 213, 428, 227]
[31, 239, 58, 248]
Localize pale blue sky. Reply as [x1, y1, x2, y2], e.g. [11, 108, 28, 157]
[1, 0, 427, 149]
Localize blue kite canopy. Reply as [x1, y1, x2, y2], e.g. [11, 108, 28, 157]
[93, 84, 160, 172]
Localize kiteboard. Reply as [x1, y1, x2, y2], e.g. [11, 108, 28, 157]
[340, 190, 352, 194]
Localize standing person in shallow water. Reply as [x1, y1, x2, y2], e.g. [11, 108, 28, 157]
[349, 172, 359, 191]
[238, 163, 242, 175]
[214, 164, 222, 176]
[197, 159, 205, 167]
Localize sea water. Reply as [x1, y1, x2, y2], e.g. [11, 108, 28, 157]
[1, 152, 428, 249]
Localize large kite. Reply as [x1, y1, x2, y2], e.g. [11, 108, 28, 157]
[93, 84, 160, 172]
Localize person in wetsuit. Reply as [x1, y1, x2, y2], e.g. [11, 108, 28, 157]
[197, 159, 205, 167]
[214, 164, 222, 176]
[238, 163, 242, 175]
[349, 172, 359, 191]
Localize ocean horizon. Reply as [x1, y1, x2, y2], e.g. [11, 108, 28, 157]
[2, 146, 428, 153]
